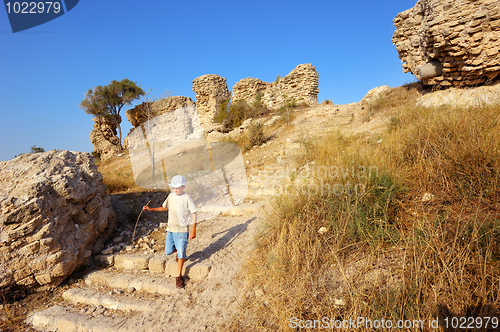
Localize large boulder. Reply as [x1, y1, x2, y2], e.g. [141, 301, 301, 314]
[392, 0, 500, 87]
[0, 150, 116, 291]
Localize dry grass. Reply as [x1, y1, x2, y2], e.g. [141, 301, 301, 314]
[230, 92, 500, 331]
[96, 153, 141, 194]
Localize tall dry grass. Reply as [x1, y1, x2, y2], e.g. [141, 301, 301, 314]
[231, 89, 500, 331]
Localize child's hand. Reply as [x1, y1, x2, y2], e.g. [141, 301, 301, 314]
[143, 206, 150, 211]
[189, 230, 196, 240]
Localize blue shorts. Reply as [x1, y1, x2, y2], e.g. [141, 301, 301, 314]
[165, 232, 188, 259]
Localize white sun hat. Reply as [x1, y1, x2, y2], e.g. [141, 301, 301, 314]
[169, 175, 187, 188]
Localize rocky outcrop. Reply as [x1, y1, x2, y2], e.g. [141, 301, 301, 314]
[232, 63, 319, 109]
[89, 117, 122, 161]
[192, 75, 231, 131]
[392, 0, 500, 86]
[416, 80, 500, 107]
[0, 150, 116, 291]
[125, 96, 196, 129]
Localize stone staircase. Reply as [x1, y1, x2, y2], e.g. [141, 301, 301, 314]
[26, 203, 259, 332]
[27, 253, 212, 331]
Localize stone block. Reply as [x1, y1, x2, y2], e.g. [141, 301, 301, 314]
[165, 260, 211, 280]
[114, 254, 152, 271]
[149, 255, 166, 274]
[56, 316, 78, 331]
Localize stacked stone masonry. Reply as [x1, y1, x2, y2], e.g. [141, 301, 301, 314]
[125, 96, 195, 129]
[392, 0, 500, 86]
[192, 75, 231, 130]
[232, 63, 319, 109]
[89, 117, 122, 161]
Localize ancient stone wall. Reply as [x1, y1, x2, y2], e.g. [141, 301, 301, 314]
[125, 96, 195, 129]
[0, 150, 116, 291]
[232, 63, 319, 109]
[392, 0, 500, 86]
[89, 117, 122, 161]
[192, 75, 231, 130]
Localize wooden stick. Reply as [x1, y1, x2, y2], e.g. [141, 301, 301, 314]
[132, 200, 151, 243]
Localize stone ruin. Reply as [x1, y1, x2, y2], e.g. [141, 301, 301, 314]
[192, 75, 231, 131]
[91, 64, 319, 157]
[125, 96, 195, 129]
[123, 96, 196, 149]
[232, 63, 319, 109]
[0, 150, 116, 291]
[392, 0, 500, 86]
[89, 117, 122, 161]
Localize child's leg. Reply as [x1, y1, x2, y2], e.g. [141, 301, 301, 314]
[165, 232, 176, 256]
[172, 232, 189, 277]
[177, 258, 185, 277]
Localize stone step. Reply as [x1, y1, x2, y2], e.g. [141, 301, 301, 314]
[104, 253, 212, 280]
[85, 270, 178, 296]
[62, 287, 161, 313]
[27, 305, 152, 332]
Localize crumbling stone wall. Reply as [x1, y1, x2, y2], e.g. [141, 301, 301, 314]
[392, 0, 500, 86]
[232, 63, 319, 109]
[89, 117, 122, 161]
[125, 96, 195, 128]
[192, 75, 231, 130]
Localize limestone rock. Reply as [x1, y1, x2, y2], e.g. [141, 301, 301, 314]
[0, 150, 116, 291]
[392, 0, 500, 86]
[232, 63, 319, 109]
[192, 75, 231, 131]
[125, 96, 195, 129]
[360, 85, 391, 104]
[89, 117, 122, 161]
[416, 80, 500, 107]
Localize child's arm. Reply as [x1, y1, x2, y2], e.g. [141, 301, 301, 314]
[189, 213, 197, 240]
[143, 206, 168, 212]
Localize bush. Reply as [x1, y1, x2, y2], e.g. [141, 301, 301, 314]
[247, 122, 265, 148]
[217, 94, 272, 133]
[213, 99, 230, 124]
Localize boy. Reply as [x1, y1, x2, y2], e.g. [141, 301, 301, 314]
[143, 175, 197, 288]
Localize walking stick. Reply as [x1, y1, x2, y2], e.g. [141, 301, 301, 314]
[132, 200, 151, 243]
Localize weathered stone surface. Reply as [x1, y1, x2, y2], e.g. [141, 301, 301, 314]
[392, 0, 500, 86]
[416, 80, 500, 107]
[125, 96, 196, 129]
[89, 117, 122, 161]
[192, 74, 231, 131]
[360, 85, 392, 104]
[232, 63, 319, 109]
[0, 150, 116, 290]
[114, 254, 152, 271]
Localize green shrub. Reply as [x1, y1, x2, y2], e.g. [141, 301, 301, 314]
[213, 99, 230, 124]
[247, 122, 265, 148]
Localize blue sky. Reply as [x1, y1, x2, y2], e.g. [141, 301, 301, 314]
[0, 0, 417, 161]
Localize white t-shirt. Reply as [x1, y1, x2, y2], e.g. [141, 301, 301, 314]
[162, 192, 197, 233]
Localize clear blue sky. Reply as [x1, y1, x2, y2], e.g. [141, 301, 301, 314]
[0, 0, 417, 161]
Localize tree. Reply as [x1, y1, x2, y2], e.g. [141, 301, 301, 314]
[80, 79, 145, 148]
